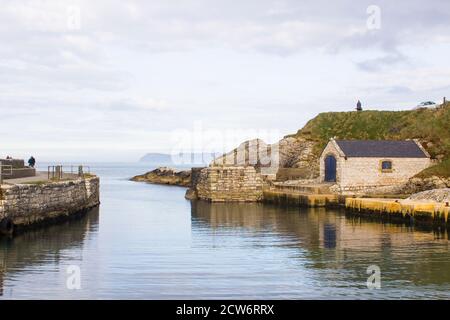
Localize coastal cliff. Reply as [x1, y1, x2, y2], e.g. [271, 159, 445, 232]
[131, 167, 191, 187]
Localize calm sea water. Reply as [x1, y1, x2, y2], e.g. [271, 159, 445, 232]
[1, 163, 449, 299]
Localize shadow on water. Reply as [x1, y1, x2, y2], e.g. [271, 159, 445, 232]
[190, 201, 450, 294]
[0, 207, 99, 296]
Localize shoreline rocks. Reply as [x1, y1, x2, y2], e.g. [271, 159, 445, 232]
[402, 176, 450, 194]
[407, 188, 450, 203]
[131, 167, 191, 187]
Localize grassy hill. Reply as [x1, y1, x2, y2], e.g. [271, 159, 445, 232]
[287, 102, 450, 178]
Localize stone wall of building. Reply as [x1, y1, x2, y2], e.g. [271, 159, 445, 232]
[320, 141, 431, 192]
[339, 157, 431, 191]
[0, 176, 100, 230]
[194, 166, 263, 202]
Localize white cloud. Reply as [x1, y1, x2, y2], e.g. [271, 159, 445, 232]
[1, 0, 450, 161]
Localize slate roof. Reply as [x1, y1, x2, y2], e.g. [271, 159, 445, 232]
[334, 140, 428, 158]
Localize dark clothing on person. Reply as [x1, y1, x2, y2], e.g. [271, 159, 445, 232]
[28, 157, 36, 168]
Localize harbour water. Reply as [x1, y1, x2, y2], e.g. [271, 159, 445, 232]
[1, 163, 449, 299]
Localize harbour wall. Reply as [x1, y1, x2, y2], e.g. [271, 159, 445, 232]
[345, 197, 450, 227]
[187, 166, 449, 227]
[263, 189, 340, 207]
[0, 176, 100, 234]
[194, 166, 263, 202]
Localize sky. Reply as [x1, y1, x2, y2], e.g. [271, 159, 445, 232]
[1, 0, 450, 162]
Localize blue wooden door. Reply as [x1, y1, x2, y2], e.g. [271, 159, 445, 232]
[325, 155, 336, 182]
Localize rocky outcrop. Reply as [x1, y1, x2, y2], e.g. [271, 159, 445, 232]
[402, 176, 450, 194]
[210, 137, 319, 178]
[276, 137, 317, 169]
[407, 188, 450, 203]
[131, 167, 191, 187]
[211, 139, 269, 166]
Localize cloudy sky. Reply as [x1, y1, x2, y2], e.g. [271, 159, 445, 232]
[1, 0, 449, 161]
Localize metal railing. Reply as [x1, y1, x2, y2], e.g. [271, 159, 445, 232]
[47, 165, 91, 181]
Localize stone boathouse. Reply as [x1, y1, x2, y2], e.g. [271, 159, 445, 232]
[319, 138, 432, 192]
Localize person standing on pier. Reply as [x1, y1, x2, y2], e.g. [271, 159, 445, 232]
[28, 156, 36, 168]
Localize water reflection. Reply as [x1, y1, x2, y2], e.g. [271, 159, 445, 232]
[323, 224, 336, 249]
[0, 207, 99, 296]
[1, 163, 449, 299]
[191, 201, 450, 297]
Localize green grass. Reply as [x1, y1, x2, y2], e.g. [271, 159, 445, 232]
[287, 103, 450, 177]
[415, 158, 450, 178]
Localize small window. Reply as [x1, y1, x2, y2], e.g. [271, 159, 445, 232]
[381, 160, 392, 172]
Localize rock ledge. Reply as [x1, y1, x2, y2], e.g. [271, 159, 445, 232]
[131, 167, 191, 187]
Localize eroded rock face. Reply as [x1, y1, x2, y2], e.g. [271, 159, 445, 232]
[407, 188, 450, 203]
[131, 167, 191, 187]
[276, 137, 317, 170]
[210, 137, 319, 178]
[211, 139, 269, 166]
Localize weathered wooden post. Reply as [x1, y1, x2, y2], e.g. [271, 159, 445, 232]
[78, 165, 84, 178]
[0, 165, 3, 185]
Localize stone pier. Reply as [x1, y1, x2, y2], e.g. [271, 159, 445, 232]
[263, 189, 340, 207]
[0, 175, 100, 234]
[345, 197, 450, 227]
[191, 166, 263, 202]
